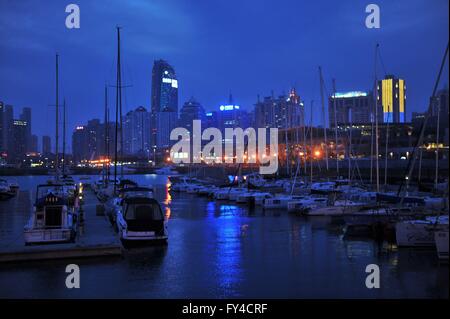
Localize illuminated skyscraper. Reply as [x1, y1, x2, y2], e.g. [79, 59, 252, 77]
[254, 88, 304, 129]
[377, 75, 406, 123]
[151, 59, 178, 149]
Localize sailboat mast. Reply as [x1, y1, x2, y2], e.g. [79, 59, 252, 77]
[374, 44, 380, 192]
[62, 98, 66, 175]
[435, 96, 441, 189]
[384, 111, 390, 189]
[104, 85, 108, 184]
[310, 100, 313, 184]
[398, 43, 448, 200]
[319, 67, 329, 171]
[113, 27, 121, 193]
[118, 29, 124, 179]
[332, 79, 339, 178]
[55, 53, 59, 180]
[348, 102, 352, 182]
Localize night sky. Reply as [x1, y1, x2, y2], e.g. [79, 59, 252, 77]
[0, 0, 448, 151]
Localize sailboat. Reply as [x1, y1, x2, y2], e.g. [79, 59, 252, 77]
[24, 54, 78, 245]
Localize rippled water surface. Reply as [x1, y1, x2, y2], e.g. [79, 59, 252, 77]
[0, 175, 448, 298]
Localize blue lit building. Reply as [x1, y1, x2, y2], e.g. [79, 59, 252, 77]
[217, 96, 251, 132]
[151, 59, 178, 149]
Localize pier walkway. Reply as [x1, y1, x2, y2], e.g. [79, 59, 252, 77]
[0, 189, 122, 263]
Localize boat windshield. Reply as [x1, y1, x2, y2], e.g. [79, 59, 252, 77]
[124, 203, 163, 221]
[36, 185, 66, 199]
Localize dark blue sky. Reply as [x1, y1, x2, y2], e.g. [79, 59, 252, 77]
[0, 0, 448, 151]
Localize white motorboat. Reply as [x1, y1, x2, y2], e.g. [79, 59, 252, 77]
[24, 184, 78, 244]
[116, 196, 168, 242]
[434, 227, 449, 260]
[396, 215, 449, 247]
[105, 186, 154, 225]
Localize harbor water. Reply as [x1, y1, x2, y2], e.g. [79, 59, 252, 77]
[0, 174, 448, 298]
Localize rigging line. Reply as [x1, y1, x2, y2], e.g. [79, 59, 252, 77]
[377, 47, 388, 77]
[397, 42, 449, 199]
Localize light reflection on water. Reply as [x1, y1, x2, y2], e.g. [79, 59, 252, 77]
[0, 174, 448, 298]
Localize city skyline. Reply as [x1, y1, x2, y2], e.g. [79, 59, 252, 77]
[0, 0, 448, 143]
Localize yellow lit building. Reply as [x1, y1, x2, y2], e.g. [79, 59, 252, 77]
[377, 75, 406, 123]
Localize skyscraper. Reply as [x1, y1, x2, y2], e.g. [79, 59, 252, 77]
[3, 104, 13, 154]
[151, 59, 178, 149]
[9, 119, 28, 162]
[377, 75, 406, 123]
[31, 134, 38, 153]
[179, 97, 206, 132]
[122, 106, 151, 156]
[156, 111, 178, 150]
[42, 136, 51, 155]
[254, 89, 304, 129]
[20, 107, 32, 152]
[328, 91, 380, 127]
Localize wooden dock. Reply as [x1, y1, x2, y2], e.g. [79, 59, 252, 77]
[0, 189, 122, 263]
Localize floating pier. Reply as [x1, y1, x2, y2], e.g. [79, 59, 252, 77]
[0, 190, 122, 263]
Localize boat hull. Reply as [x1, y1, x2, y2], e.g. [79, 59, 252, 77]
[24, 228, 75, 245]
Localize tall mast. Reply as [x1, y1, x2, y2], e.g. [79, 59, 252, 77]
[104, 85, 108, 185]
[310, 100, 313, 184]
[332, 79, 339, 178]
[384, 110, 390, 189]
[435, 96, 441, 189]
[55, 53, 59, 180]
[285, 101, 289, 176]
[348, 101, 352, 182]
[374, 44, 380, 192]
[114, 27, 122, 193]
[319, 67, 329, 171]
[118, 28, 124, 179]
[62, 98, 66, 175]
